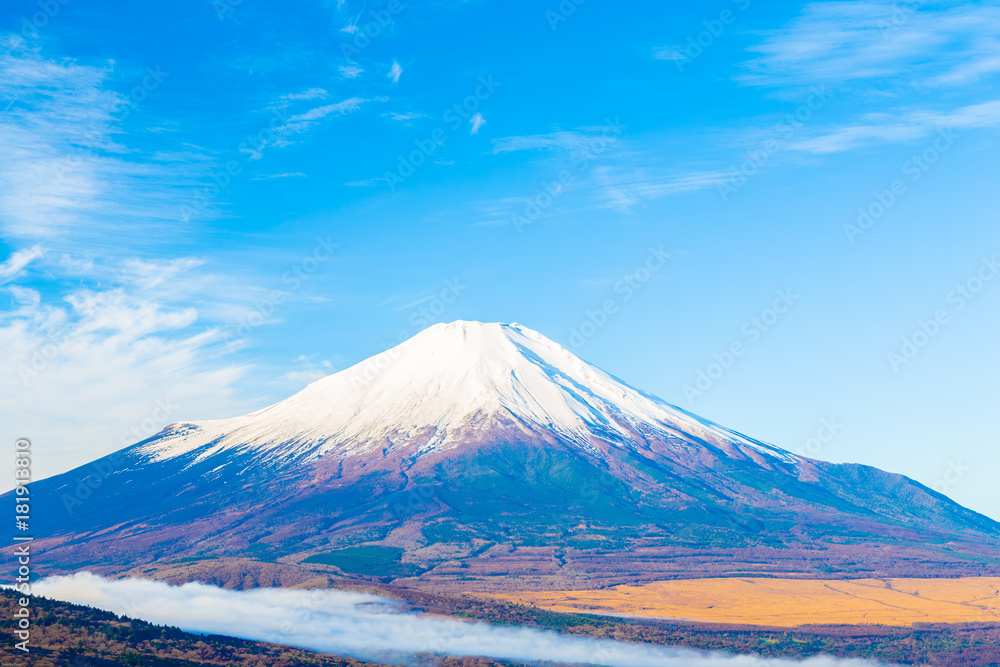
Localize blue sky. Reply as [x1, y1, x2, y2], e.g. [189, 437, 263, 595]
[1, 0, 999, 518]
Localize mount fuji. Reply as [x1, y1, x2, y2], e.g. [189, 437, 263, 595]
[25, 321, 1000, 591]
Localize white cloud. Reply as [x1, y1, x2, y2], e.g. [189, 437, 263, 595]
[34, 574, 888, 667]
[7, 285, 39, 306]
[0, 283, 256, 485]
[469, 112, 486, 135]
[388, 59, 403, 83]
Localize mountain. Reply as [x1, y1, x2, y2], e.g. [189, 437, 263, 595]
[25, 321, 1000, 591]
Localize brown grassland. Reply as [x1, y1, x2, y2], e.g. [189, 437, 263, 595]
[483, 576, 1000, 627]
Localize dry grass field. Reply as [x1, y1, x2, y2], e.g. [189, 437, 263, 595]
[482, 577, 1000, 627]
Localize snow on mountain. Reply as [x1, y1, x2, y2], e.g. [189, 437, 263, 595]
[137, 321, 797, 468]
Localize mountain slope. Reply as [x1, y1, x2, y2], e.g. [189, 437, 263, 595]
[25, 321, 1000, 590]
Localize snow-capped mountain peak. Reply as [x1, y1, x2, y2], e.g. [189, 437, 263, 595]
[138, 321, 796, 466]
[31, 322, 1000, 586]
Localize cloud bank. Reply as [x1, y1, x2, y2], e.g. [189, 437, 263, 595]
[34, 573, 890, 667]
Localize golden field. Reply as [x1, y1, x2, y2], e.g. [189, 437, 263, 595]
[482, 577, 1000, 627]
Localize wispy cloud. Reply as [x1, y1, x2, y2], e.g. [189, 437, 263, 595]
[592, 166, 733, 210]
[251, 172, 307, 180]
[652, 46, 687, 62]
[383, 111, 426, 123]
[344, 177, 386, 187]
[388, 59, 403, 83]
[278, 88, 328, 103]
[340, 6, 364, 35]
[116, 257, 205, 293]
[0, 37, 210, 247]
[339, 63, 364, 79]
[743, 2, 1000, 88]
[34, 574, 889, 667]
[283, 98, 367, 134]
[492, 129, 620, 154]
[469, 112, 486, 135]
[789, 100, 1000, 154]
[243, 95, 367, 158]
[0, 245, 43, 283]
[718, 2, 1000, 163]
